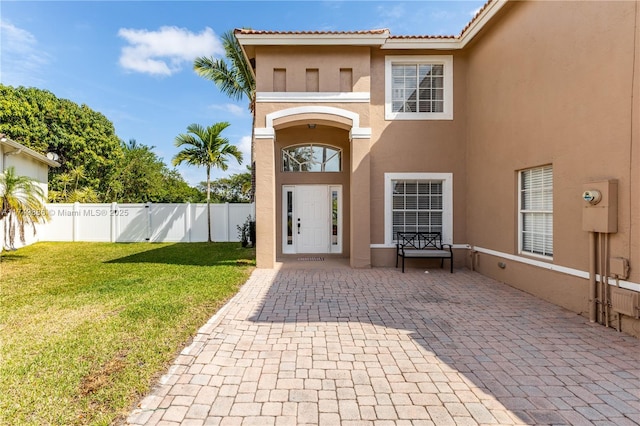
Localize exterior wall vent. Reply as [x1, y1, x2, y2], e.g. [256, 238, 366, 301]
[610, 287, 639, 319]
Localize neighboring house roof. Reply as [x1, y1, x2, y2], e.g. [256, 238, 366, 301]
[235, 0, 507, 51]
[0, 134, 61, 168]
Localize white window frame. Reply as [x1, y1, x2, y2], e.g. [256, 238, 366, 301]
[385, 55, 454, 121]
[518, 165, 553, 259]
[384, 173, 453, 246]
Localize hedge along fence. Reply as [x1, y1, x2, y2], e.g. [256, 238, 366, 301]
[41, 203, 255, 243]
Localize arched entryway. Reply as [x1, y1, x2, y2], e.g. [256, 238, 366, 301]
[254, 106, 371, 268]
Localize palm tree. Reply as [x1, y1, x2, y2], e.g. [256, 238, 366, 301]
[173, 122, 242, 242]
[194, 29, 256, 199]
[0, 167, 50, 251]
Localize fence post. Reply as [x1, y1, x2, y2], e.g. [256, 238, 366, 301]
[186, 202, 191, 243]
[73, 202, 80, 241]
[145, 203, 151, 241]
[225, 202, 230, 242]
[111, 202, 117, 242]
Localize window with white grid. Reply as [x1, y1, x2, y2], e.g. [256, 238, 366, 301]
[384, 173, 453, 246]
[392, 180, 443, 240]
[519, 165, 553, 258]
[385, 55, 453, 120]
[391, 64, 444, 114]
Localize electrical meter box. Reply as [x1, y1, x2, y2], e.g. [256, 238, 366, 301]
[582, 179, 618, 233]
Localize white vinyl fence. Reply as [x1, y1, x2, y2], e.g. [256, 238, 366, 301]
[41, 203, 254, 243]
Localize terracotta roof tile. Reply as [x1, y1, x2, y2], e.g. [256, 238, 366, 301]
[234, 28, 389, 36]
[235, 0, 495, 40]
[459, 0, 494, 37]
[388, 34, 457, 40]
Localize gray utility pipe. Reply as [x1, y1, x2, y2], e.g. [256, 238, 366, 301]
[589, 231, 597, 323]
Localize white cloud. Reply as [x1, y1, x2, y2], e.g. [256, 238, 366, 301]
[430, 9, 456, 21]
[0, 20, 50, 85]
[237, 135, 252, 164]
[118, 26, 223, 76]
[372, 4, 406, 31]
[224, 134, 251, 176]
[209, 103, 246, 117]
[382, 4, 406, 20]
[469, 6, 483, 17]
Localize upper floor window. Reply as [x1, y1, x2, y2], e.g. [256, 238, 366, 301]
[282, 144, 341, 172]
[519, 165, 553, 258]
[385, 55, 453, 120]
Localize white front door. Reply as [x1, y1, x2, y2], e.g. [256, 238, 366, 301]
[282, 185, 342, 254]
[298, 185, 329, 253]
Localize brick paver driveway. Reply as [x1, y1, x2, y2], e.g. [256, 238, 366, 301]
[127, 262, 640, 425]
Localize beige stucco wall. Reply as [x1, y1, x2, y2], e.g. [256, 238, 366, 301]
[369, 49, 468, 267]
[255, 46, 371, 93]
[246, 0, 640, 334]
[252, 44, 375, 267]
[464, 0, 640, 335]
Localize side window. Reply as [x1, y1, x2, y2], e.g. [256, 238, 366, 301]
[519, 165, 553, 258]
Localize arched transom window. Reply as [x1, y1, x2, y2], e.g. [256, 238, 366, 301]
[282, 144, 341, 172]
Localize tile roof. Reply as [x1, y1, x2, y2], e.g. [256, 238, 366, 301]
[234, 29, 389, 36]
[235, 0, 496, 43]
[385, 0, 494, 40]
[235, 0, 494, 40]
[459, 0, 495, 37]
[387, 34, 457, 40]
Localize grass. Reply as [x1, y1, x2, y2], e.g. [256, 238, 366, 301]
[0, 242, 255, 425]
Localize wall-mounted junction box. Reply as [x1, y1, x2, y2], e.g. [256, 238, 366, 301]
[582, 180, 618, 233]
[610, 257, 630, 280]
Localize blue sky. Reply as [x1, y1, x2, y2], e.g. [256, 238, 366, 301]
[1, 0, 484, 185]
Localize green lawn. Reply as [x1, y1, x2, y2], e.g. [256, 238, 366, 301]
[0, 242, 255, 425]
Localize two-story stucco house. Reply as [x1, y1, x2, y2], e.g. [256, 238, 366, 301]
[236, 0, 640, 336]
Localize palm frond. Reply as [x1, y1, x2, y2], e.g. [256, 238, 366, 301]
[0, 167, 50, 246]
[193, 30, 255, 110]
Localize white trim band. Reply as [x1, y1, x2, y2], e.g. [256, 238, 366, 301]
[350, 128, 372, 139]
[265, 106, 361, 129]
[255, 128, 275, 139]
[256, 92, 370, 103]
[473, 246, 640, 292]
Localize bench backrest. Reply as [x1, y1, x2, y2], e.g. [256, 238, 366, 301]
[397, 232, 443, 250]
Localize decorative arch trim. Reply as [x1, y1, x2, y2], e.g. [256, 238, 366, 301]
[266, 106, 360, 128]
[254, 106, 371, 140]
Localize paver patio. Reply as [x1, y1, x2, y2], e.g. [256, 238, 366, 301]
[127, 261, 640, 425]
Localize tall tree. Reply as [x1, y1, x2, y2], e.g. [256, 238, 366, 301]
[193, 30, 256, 199]
[0, 84, 124, 200]
[173, 122, 242, 242]
[0, 167, 50, 251]
[105, 139, 204, 203]
[199, 169, 252, 204]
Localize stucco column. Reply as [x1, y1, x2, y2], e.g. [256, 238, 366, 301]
[255, 136, 276, 268]
[350, 136, 371, 268]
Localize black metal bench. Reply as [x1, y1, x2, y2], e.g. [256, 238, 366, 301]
[395, 232, 453, 273]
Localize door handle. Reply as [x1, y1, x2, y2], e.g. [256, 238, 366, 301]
[297, 218, 301, 234]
